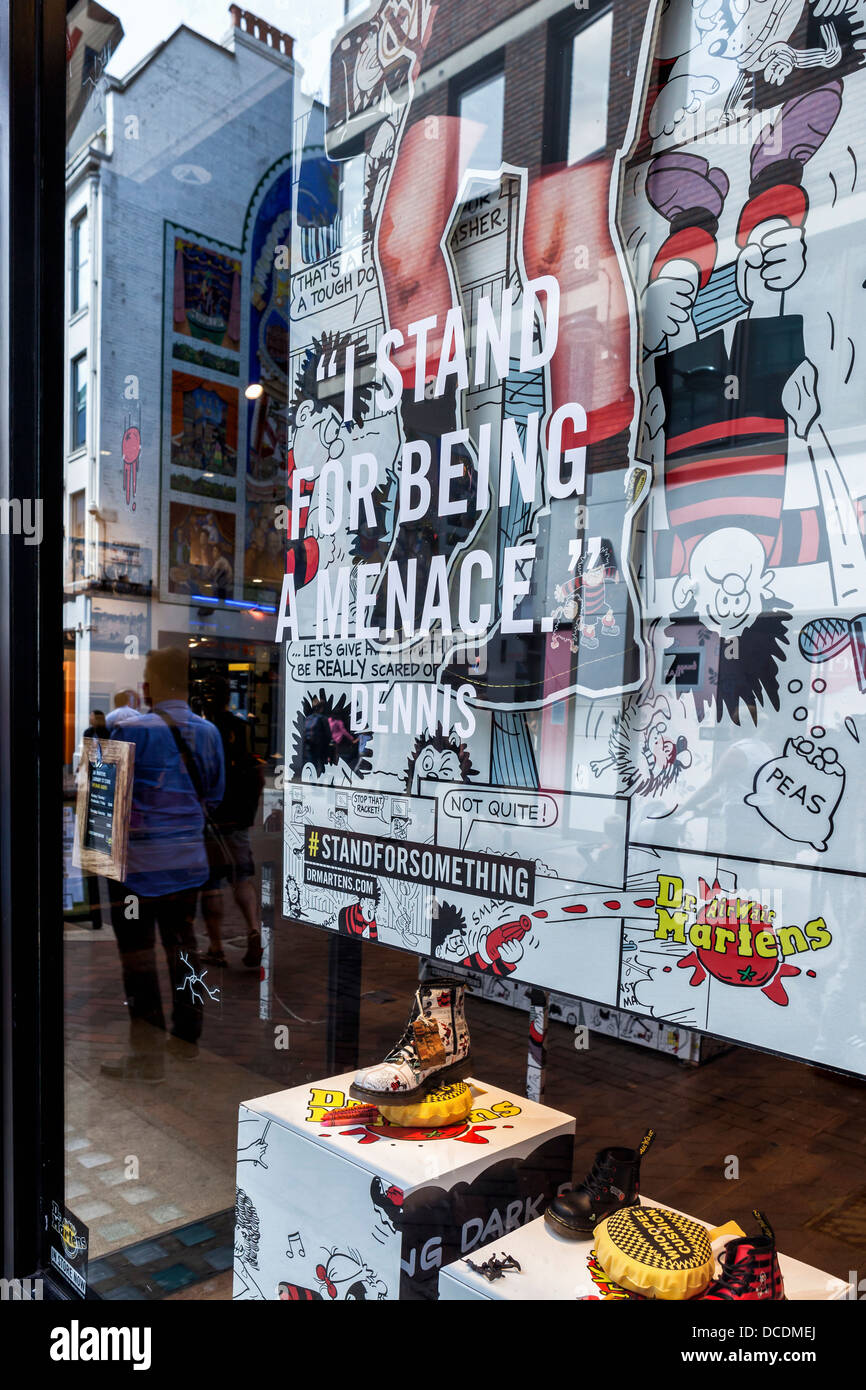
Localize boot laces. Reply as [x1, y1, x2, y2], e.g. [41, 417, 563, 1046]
[384, 996, 423, 1065]
[384, 1023, 417, 1066]
[580, 1154, 615, 1202]
[714, 1245, 760, 1295]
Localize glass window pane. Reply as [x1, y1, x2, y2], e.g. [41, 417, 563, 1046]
[567, 12, 612, 164]
[458, 71, 505, 172]
[72, 212, 88, 313]
[48, 0, 865, 1308]
[71, 355, 86, 449]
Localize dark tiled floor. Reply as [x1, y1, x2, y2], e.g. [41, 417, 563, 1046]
[65, 896, 866, 1295]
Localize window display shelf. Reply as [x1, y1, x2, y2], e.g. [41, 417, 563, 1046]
[439, 1199, 852, 1301]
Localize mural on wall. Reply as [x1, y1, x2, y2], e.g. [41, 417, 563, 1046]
[170, 371, 239, 501]
[278, 0, 866, 1076]
[167, 502, 235, 597]
[173, 237, 241, 352]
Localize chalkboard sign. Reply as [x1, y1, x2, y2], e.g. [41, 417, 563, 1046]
[84, 758, 117, 853]
[73, 738, 134, 881]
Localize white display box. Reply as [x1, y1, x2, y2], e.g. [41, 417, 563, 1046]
[233, 1073, 574, 1301]
[439, 1200, 852, 1301]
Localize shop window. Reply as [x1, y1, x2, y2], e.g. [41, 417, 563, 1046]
[70, 353, 87, 451]
[339, 146, 366, 249]
[548, 8, 612, 165]
[71, 211, 88, 314]
[455, 64, 505, 173]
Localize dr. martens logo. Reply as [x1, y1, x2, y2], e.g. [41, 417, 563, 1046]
[653, 874, 831, 1006]
[305, 1088, 521, 1144]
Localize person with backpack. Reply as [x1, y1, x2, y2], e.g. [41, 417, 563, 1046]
[199, 677, 266, 968]
[302, 697, 333, 775]
[102, 646, 224, 1080]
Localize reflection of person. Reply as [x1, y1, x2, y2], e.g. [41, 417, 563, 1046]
[207, 547, 233, 594]
[302, 697, 333, 775]
[199, 678, 264, 969]
[246, 523, 285, 588]
[102, 647, 224, 1081]
[83, 709, 108, 740]
[328, 714, 358, 768]
[105, 689, 141, 730]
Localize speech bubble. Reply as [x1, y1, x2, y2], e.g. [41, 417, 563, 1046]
[351, 790, 389, 824]
[745, 736, 844, 853]
[442, 787, 560, 846]
[286, 638, 375, 686]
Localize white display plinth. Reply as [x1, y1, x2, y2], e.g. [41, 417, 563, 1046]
[439, 1199, 852, 1301]
[233, 1073, 574, 1301]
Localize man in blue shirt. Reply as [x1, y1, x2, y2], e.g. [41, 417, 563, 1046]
[102, 646, 224, 1082]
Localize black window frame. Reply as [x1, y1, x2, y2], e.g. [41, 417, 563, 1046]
[1, 0, 66, 1295]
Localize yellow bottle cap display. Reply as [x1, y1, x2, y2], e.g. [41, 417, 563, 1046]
[594, 1206, 715, 1300]
[378, 1080, 474, 1128]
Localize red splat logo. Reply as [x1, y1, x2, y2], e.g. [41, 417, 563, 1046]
[304, 1088, 521, 1144]
[327, 1118, 497, 1145]
[654, 874, 832, 1008]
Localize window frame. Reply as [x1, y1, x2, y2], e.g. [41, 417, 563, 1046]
[0, 0, 66, 1294]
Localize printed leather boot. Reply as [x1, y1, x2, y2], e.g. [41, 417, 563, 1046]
[544, 1130, 654, 1239]
[702, 1211, 786, 1300]
[350, 980, 471, 1105]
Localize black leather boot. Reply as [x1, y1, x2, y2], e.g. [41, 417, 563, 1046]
[545, 1130, 654, 1239]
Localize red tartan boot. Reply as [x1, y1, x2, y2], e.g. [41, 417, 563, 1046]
[702, 1211, 786, 1300]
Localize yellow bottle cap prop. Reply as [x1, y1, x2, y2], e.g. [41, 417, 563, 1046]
[378, 1080, 474, 1128]
[594, 1206, 715, 1300]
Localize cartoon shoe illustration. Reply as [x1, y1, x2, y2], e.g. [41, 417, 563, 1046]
[701, 1210, 786, 1300]
[544, 1129, 655, 1238]
[350, 980, 471, 1105]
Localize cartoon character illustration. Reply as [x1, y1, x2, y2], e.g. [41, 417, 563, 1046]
[287, 329, 397, 583]
[284, 875, 303, 918]
[644, 0, 857, 139]
[314, 1248, 388, 1300]
[404, 724, 477, 794]
[278, 1281, 323, 1301]
[434, 900, 532, 976]
[631, 70, 866, 720]
[551, 538, 620, 652]
[325, 881, 381, 941]
[390, 804, 419, 944]
[234, 1188, 265, 1300]
[237, 1118, 271, 1167]
[290, 690, 373, 782]
[122, 412, 141, 511]
[371, 1175, 404, 1243]
[591, 691, 692, 795]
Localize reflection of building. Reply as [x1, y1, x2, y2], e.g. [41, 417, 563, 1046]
[63, 7, 297, 761]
